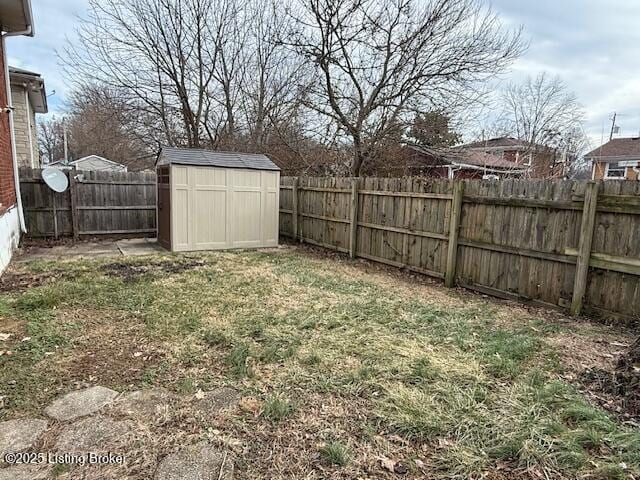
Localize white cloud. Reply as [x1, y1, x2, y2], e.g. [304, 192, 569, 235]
[490, 0, 640, 146]
[5, 0, 89, 114]
[5, 0, 640, 148]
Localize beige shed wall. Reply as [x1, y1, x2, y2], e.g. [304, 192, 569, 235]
[170, 165, 279, 251]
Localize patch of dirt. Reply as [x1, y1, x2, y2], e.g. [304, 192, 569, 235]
[101, 258, 206, 282]
[19, 237, 75, 249]
[0, 269, 69, 293]
[578, 337, 640, 422]
[43, 311, 165, 387]
[548, 331, 627, 377]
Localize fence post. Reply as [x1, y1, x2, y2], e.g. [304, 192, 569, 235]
[68, 171, 79, 242]
[292, 177, 299, 241]
[445, 181, 464, 288]
[349, 177, 360, 259]
[571, 181, 599, 316]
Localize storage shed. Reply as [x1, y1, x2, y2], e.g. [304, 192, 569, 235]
[157, 147, 280, 252]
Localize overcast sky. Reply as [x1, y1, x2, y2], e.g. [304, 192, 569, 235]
[5, 0, 640, 149]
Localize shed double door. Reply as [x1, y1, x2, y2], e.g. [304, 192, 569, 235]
[171, 165, 279, 251]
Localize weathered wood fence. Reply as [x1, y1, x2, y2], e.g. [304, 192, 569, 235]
[19, 168, 156, 239]
[279, 177, 640, 324]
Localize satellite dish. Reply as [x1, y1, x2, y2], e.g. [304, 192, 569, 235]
[42, 167, 69, 193]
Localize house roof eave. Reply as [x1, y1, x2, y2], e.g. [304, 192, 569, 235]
[0, 0, 34, 36]
[9, 67, 47, 113]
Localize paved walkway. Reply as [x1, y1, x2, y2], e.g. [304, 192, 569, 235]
[16, 238, 165, 262]
[0, 385, 238, 479]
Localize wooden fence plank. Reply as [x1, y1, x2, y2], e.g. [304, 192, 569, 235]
[349, 178, 359, 258]
[292, 177, 299, 241]
[19, 168, 157, 238]
[445, 181, 464, 287]
[570, 182, 599, 316]
[278, 176, 639, 324]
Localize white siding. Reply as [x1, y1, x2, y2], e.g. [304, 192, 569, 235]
[0, 206, 21, 274]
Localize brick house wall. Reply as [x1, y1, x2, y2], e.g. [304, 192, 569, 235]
[592, 162, 606, 180]
[0, 41, 17, 214]
[10, 84, 38, 168]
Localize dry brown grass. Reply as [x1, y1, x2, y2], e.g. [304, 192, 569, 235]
[0, 246, 638, 479]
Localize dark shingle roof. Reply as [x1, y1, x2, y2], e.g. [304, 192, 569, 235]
[459, 137, 523, 149]
[584, 137, 640, 159]
[159, 147, 280, 171]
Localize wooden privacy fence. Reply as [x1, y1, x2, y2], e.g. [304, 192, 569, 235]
[19, 168, 156, 239]
[279, 177, 640, 324]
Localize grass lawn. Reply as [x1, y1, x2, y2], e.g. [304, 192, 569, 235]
[0, 245, 638, 479]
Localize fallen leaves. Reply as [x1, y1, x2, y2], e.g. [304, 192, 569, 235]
[378, 456, 408, 475]
[238, 396, 261, 416]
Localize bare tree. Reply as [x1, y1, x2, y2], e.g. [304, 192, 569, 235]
[283, 0, 524, 175]
[38, 116, 66, 164]
[65, 85, 150, 165]
[240, 1, 311, 151]
[64, 0, 227, 148]
[501, 73, 586, 158]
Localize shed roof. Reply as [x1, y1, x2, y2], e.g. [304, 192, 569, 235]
[159, 147, 280, 171]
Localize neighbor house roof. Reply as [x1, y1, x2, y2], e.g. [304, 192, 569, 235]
[408, 145, 527, 171]
[49, 155, 127, 170]
[461, 137, 523, 149]
[584, 137, 640, 160]
[9, 65, 47, 113]
[158, 147, 280, 171]
[460, 136, 550, 152]
[0, 0, 34, 35]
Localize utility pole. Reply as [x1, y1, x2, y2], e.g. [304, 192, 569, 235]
[63, 120, 68, 164]
[609, 112, 617, 141]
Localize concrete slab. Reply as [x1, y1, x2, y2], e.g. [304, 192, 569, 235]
[16, 241, 121, 261]
[0, 418, 48, 457]
[55, 415, 132, 453]
[192, 388, 241, 417]
[113, 387, 174, 418]
[155, 442, 234, 480]
[44, 386, 119, 422]
[116, 238, 165, 256]
[15, 239, 163, 262]
[0, 464, 52, 480]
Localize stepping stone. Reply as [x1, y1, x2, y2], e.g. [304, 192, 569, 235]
[44, 386, 119, 421]
[115, 387, 174, 417]
[55, 415, 131, 453]
[0, 418, 48, 457]
[0, 464, 51, 480]
[155, 442, 233, 480]
[193, 387, 241, 415]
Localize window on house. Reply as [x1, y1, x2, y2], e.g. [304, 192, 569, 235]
[605, 162, 626, 179]
[523, 152, 533, 166]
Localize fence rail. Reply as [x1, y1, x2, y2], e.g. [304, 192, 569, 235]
[279, 177, 640, 325]
[19, 168, 156, 239]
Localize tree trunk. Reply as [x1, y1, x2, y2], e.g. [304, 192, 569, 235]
[351, 137, 365, 176]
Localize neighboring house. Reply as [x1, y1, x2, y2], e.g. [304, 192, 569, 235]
[586, 137, 640, 181]
[0, 0, 35, 273]
[9, 66, 46, 168]
[49, 155, 128, 172]
[401, 145, 528, 179]
[460, 137, 566, 179]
